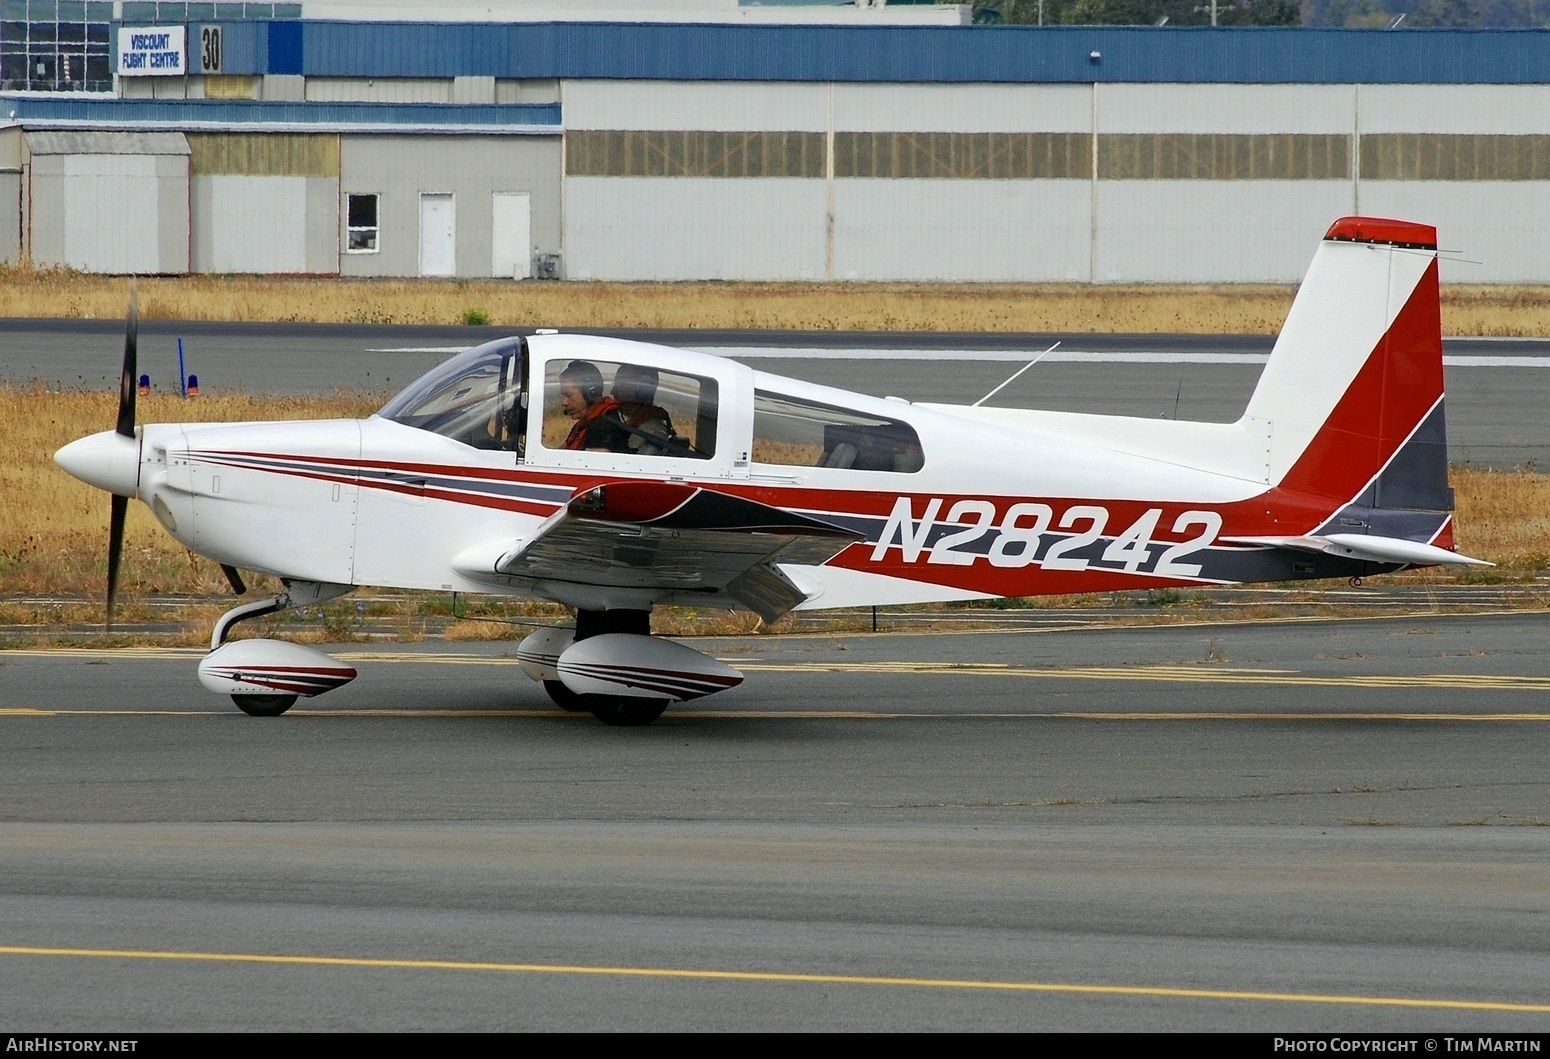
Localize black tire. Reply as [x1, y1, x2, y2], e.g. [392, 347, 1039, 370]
[232, 694, 298, 717]
[544, 679, 589, 712]
[585, 696, 668, 727]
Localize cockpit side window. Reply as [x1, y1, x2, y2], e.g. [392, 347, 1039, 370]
[378, 338, 527, 453]
[539, 359, 717, 459]
[752, 391, 924, 472]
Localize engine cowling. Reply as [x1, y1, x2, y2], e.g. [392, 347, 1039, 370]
[198, 639, 357, 698]
[556, 633, 743, 702]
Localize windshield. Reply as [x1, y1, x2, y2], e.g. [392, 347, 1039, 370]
[379, 338, 527, 452]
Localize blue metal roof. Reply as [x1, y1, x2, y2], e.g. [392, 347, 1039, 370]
[1, 96, 561, 129]
[191, 21, 1550, 84]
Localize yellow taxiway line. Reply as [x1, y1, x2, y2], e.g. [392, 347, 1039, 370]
[735, 661, 1550, 691]
[0, 944, 1546, 1013]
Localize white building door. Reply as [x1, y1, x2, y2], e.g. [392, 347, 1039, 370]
[419, 192, 455, 277]
[491, 191, 531, 279]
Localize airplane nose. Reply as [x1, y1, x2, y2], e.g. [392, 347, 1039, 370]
[55, 430, 141, 497]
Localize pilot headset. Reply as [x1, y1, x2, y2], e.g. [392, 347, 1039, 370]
[561, 361, 605, 404]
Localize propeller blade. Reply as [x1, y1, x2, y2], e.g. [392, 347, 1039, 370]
[106, 494, 127, 630]
[116, 286, 138, 438]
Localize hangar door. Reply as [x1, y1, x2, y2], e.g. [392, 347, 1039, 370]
[187, 134, 340, 275]
[25, 131, 190, 274]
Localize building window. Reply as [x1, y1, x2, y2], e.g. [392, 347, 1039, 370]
[1, 0, 114, 93]
[346, 193, 379, 253]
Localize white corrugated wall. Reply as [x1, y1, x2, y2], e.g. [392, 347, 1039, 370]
[833, 83, 1092, 281]
[1357, 85, 1550, 283]
[833, 180, 1091, 282]
[1358, 183, 1550, 283]
[1094, 182, 1359, 284]
[202, 175, 310, 273]
[558, 79, 1550, 283]
[563, 81, 827, 280]
[61, 155, 178, 274]
[566, 177, 826, 281]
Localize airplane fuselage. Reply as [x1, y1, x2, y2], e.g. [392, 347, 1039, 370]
[126, 331, 1404, 615]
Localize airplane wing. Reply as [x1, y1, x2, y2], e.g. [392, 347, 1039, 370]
[452, 480, 863, 622]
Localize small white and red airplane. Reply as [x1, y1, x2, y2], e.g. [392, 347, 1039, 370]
[55, 216, 1487, 724]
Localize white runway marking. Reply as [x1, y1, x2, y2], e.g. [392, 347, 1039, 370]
[367, 345, 1550, 367]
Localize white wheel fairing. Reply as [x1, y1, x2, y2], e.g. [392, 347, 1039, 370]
[199, 639, 357, 698]
[516, 626, 575, 682]
[557, 633, 743, 702]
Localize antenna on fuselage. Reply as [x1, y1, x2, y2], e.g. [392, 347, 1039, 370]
[971, 341, 1060, 408]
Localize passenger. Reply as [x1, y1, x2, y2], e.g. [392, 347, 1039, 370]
[611, 364, 676, 453]
[558, 360, 630, 453]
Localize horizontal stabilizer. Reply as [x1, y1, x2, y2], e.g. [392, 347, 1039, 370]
[1224, 534, 1492, 568]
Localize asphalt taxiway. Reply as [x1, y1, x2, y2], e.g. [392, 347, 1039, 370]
[2, 614, 1548, 1030]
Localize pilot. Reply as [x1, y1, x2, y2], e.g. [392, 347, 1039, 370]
[611, 364, 675, 454]
[558, 360, 630, 453]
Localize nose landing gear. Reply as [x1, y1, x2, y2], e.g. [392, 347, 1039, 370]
[197, 581, 358, 716]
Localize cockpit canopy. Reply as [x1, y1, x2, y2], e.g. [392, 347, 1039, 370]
[378, 338, 526, 452]
[379, 334, 925, 473]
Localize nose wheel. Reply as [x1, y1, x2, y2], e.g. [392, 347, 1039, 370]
[232, 693, 298, 717]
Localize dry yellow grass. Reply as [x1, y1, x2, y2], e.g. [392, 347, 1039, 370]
[1, 387, 1544, 634]
[4, 265, 1549, 335]
[1450, 468, 1550, 569]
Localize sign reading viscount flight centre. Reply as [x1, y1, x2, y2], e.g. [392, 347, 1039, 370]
[117, 27, 186, 76]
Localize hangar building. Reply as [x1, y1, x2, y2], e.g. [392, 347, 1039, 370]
[2, 13, 1548, 283]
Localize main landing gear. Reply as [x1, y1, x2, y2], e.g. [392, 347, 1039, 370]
[516, 607, 744, 727]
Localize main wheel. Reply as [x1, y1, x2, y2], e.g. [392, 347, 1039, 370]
[544, 679, 589, 712]
[585, 696, 668, 727]
[232, 694, 298, 717]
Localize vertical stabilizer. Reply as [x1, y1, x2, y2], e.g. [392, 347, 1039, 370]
[1245, 218, 1451, 539]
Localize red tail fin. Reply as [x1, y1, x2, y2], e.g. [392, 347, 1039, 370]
[1248, 218, 1452, 539]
